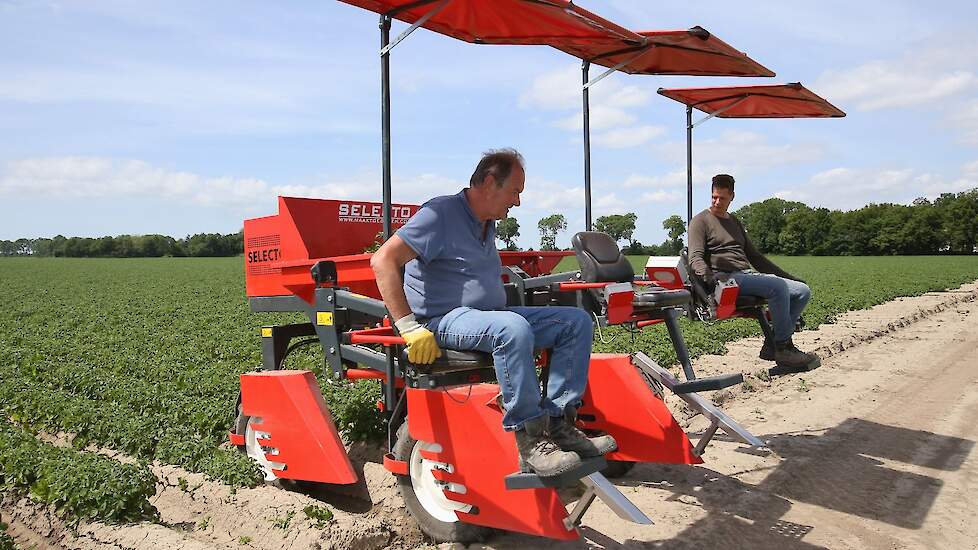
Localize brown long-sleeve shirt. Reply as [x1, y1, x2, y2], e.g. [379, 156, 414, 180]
[687, 209, 797, 281]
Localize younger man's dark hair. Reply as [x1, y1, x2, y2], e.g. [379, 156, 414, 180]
[712, 173, 735, 192]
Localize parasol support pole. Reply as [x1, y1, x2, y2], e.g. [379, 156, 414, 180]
[583, 60, 592, 231]
[686, 105, 693, 232]
[380, 14, 393, 239]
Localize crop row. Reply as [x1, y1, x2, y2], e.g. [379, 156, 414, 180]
[0, 418, 157, 523]
[1, 255, 977, 524]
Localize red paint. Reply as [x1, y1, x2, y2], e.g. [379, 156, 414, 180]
[580, 354, 701, 465]
[239, 370, 357, 484]
[406, 386, 577, 540]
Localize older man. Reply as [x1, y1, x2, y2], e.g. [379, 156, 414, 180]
[370, 148, 615, 477]
[688, 173, 820, 374]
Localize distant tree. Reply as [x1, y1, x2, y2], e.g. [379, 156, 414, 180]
[661, 215, 686, 254]
[734, 198, 806, 253]
[496, 217, 520, 250]
[537, 214, 567, 251]
[594, 213, 637, 246]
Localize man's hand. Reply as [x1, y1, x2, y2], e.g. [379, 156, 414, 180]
[702, 271, 717, 291]
[395, 314, 442, 365]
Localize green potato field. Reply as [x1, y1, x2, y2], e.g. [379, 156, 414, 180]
[1, 255, 977, 522]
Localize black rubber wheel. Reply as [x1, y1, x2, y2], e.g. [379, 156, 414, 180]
[601, 459, 636, 478]
[392, 422, 492, 543]
[232, 392, 248, 452]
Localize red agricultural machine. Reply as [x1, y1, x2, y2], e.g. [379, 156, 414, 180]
[230, 196, 764, 542]
[224, 0, 843, 542]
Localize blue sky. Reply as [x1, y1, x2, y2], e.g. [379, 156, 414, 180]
[2, 1, 978, 248]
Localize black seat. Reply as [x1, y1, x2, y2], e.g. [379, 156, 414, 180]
[571, 232, 691, 314]
[401, 349, 496, 389]
[403, 349, 493, 371]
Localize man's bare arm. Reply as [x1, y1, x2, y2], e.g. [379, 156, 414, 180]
[369, 234, 418, 321]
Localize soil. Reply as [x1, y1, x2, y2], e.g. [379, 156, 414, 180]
[3, 282, 977, 550]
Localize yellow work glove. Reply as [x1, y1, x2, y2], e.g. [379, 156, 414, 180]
[395, 313, 442, 365]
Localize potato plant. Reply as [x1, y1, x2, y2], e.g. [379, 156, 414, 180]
[0, 255, 976, 523]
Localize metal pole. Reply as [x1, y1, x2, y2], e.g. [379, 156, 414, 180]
[686, 105, 693, 232]
[582, 60, 592, 231]
[380, 15, 393, 240]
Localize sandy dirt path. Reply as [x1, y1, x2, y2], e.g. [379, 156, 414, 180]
[482, 286, 978, 550]
[3, 283, 976, 549]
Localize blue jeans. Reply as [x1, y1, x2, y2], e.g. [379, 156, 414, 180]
[430, 306, 594, 431]
[728, 272, 811, 342]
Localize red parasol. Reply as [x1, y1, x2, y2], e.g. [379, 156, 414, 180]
[339, 0, 644, 47]
[657, 82, 846, 118]
[555, 26, 773, 77]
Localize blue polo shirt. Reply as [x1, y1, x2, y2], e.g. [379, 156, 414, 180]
[397, 189, 506, 330]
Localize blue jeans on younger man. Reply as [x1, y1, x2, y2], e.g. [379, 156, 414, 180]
[430, 306, 594, 431]
[728, 272, 811, 342]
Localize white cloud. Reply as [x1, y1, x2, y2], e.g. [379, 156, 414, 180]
[774, 165, 977, 210]
[592, 125, 665, 149]
[816, 33, 978, 112]
[0, 156, 461, 209]
[624, 170, 687, 189]
[653, 130, 825, 176]
[818, 64, 976, 111]
[554, 106, 635, 131]
[520, 63, 653, 136]
[639, 190, 683, 204]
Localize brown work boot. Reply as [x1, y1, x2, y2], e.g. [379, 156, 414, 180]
[770, 338, 820, 376]
[514, 415, 582, 476]
[759, 338, 775, 361]
[548, 408, 618, 457]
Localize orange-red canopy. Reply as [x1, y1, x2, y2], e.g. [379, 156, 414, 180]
[339, 0, 643, 48]
[657, 83, 846, 118]
[554, 26, 774, 77]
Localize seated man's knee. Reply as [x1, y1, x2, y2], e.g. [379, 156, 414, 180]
[494, 312, 534, 349]
[565, 307, 594, 336]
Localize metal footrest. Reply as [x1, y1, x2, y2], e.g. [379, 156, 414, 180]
[672, 372, 743, 393]
[504, 457, 606, 490]
[633, 352, 765, 453]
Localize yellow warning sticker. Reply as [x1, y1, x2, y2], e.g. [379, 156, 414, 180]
[260, 327, 273, 338]
[317, 312, 334, 326]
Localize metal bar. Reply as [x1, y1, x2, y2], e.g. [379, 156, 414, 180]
[340, 344, 389, 371]
[335, 289, 389, 319]
[686, 105, 693, 232]
[691, 95, 750, 128]
[380, 0, 451, 56]
[563, 486, 597, 530]
[380, 15, 393, 239]
[582, 60, 592, 231]
[583, 47, 651, 89]
[632, 352, 765, 448]
[665, 311, 696, 381]
[693, 418, 720, 456]
[582, 473, 652, 524]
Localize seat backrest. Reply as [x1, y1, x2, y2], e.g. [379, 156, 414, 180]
[571, 232, 634, 283]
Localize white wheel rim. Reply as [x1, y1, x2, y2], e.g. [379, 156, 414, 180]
[245, 417, 284, 482]
[409, 440, 471, 522]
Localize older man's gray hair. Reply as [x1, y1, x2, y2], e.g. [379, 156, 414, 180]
[469, 148, 525, 188]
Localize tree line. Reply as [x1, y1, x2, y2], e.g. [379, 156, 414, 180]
[4, 188, 975, 258]
[497, 188, 977, 256]
[0, 232, 243, 257]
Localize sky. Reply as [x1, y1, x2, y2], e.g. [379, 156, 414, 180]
[2, 1, 978, 248]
